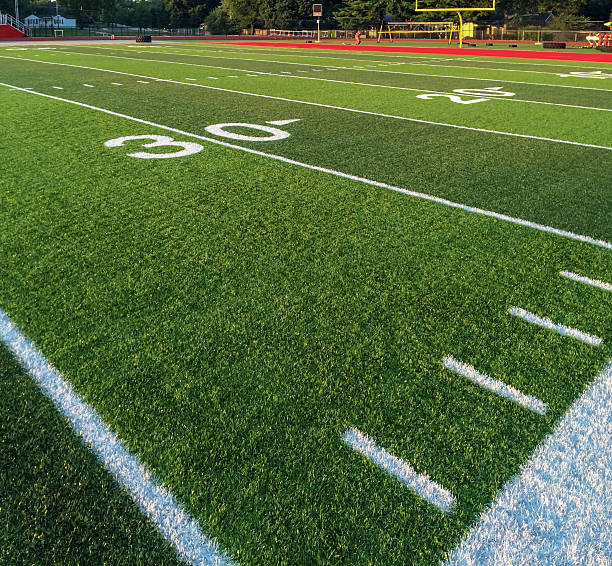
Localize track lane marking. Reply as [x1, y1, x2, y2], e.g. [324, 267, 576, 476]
[1, 80, 610, 251]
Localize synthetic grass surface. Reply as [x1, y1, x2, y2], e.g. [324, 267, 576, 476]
[0, 343, 185, 565]
[1, 44, 611, 564]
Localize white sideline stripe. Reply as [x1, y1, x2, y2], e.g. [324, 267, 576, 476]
[61, 47, 612, 100]
[2, 56, 611, 151]
[1, 81, 611, 252]
[83, 83, 94, 87]
[444, 359, 612, 565]
[560, 271, 612, 292]
[137, 80, 149, 83]
[51, 86, 63, 89]
[111, 82, 123, 85]
[509, 306, 603, 346]
[443, 356, 546, 415]
[0, 310, 234, 566]
[341, 427, 455, 513]
[161, 42, 612, 72]
[85, 45, 612, 94]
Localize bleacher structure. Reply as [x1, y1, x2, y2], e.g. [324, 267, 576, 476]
[0, 11, 26, 38]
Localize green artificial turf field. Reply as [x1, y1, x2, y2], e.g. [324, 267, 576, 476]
[0, 40, 610, 565]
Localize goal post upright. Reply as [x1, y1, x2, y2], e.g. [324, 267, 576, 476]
[414, 0, 496, 47]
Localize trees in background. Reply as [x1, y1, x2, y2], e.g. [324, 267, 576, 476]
[7, 0, 610, 30]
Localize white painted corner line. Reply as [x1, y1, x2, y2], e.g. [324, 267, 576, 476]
[509, 306, 603, 346]
[0, 310, 235, 566]
[444, 359, 612, 565]
[443, 356, 546, 415]
[560, 271, 612, 292]
[1, 81, 610, 252]
[342, 427, 455, 513]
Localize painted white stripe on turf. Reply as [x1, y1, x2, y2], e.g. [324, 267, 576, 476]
[46, 49, 612, 112]
[2, 56, 611, 150]
[1, 82, 610, 252]
[444, 359, 612, 566]
[341, 427, 454, 513]
[509, 307, 603, 346]
[560, 271, 612, 292]
[83, 83, 94, 87]
[0, 310, 235, 566]
[443, 356, 546, 415]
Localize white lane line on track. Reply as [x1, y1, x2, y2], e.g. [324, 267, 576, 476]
[163, 42, 612, 72]
[1, 80, 610, 251]
[560, 271, 612, 292]
[443, 356, 547, 414]
[444, 359, 612, 565]
[342, 427, 455, 513]
[53, 49, 612, 112]
[508, 307, 604, 346]
[83, 45, 612, 94]
[2, 56, 611, 150]
[0, 83, 612, 250]
[0, 309, 235, 566]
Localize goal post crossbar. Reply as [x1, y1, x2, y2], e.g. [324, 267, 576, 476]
[377, 21, 456, 43]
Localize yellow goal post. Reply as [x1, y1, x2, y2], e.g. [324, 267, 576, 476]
[414, 0, 496, 47]
[377, 21, 457, 44]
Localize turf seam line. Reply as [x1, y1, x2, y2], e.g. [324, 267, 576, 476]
[443, 356, 546, 414]
[0, 310, 235, 566]
[100, 45, 610, 92]
[341, 427, 455, 513]
[508, 307, 604, 346]
[3, 56, 611, 150]
[1, 81, 611, 251]
[560, 271, 612, 292]
[53, 49, 612, 111]
[444, 359, 612, 565]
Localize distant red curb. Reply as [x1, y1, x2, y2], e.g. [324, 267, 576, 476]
[219, 40, 612, 63]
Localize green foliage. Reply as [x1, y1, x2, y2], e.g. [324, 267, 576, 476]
[204, 5, 238, 33]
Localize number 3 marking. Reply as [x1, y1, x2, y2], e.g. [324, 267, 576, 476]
[104, 135, 203, 159]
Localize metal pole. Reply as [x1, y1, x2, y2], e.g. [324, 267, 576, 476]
[316, 18, 320, 43]
[15, 0, 19, 22]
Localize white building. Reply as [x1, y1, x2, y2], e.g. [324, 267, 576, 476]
[24, 14, 76, 28]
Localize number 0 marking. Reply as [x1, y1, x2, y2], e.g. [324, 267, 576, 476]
[104, 135, 204, 159]
[204, 123, 291, 142]
[416, 94, 490, 104]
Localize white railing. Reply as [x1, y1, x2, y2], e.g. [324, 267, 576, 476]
[0, 11, 26, 33]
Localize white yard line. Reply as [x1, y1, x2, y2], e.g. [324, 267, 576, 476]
[443, 356, 546, 414]
[341, 427, 455, 513]
[73, 45, 612, 94]
[0, 309, 235, 566]
[560, 271, 612, 292]
[2, 56, 611, 149]
[48, 49, 612, 113]
[508, 307, 603, 346]
[444, 359, 612, 565]
[1, 80, 611, 252]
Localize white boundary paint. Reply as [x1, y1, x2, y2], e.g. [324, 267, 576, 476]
[509, 307, 604, 346]
[341, 427, 455, 513]
[444, 359, 612, 565]
[43, 49, 612, 112]
[117, 44, 612, 89]
[443, 356, 547, 415]
[1, 81, 611, 251]
[2, 56, 611, 151]
[560, 271, 612, 292]
[0, 310, 235, 566]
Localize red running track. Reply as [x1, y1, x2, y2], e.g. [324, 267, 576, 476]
[219, 40, 612, 63]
